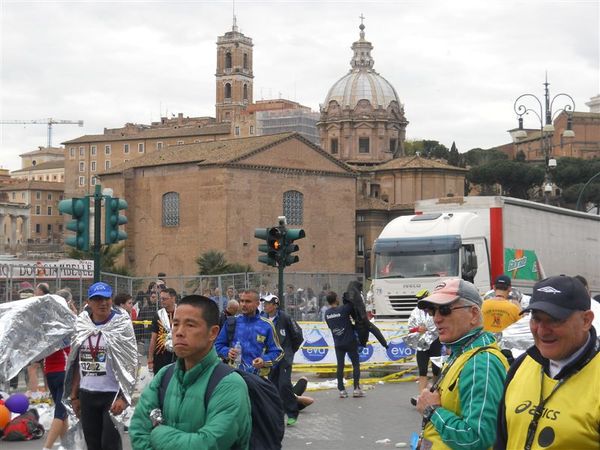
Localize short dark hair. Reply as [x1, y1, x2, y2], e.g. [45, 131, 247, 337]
[178, 295, 219, 327]
[114, 292, 132, 307]
[326, 291, 338, 305]
[161, 287, 177, 298]
[240, 288, 259, 300]
[36, 283, 50, 295]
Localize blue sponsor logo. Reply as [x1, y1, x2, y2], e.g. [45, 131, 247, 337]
[386, 341, 415, 361]
[301, 332, 329, 362]
[358, 344, 374, 362]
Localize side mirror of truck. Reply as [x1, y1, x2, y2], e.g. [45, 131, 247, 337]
[461, 246, 478, 283]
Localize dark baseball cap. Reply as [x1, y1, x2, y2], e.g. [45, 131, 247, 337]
[494, 275, 511, 288]
[522, 275, 591, 320]
[261, 294, 279, 305]
[418, 278, 482, 308]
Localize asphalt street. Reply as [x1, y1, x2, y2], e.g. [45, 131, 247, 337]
[4, 376, 422, 450]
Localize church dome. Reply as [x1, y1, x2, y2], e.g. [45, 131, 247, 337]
[322, 23, 401, 111]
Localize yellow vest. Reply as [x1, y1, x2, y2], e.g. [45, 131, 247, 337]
[423, 345, 508, 449]
[482, 299, 521, 332]
[504, 352, 600, 450]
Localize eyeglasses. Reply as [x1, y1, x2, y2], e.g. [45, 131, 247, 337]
[424, 304, 472, 317]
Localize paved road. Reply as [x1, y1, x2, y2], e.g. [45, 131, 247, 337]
[4, 377, 421, 450]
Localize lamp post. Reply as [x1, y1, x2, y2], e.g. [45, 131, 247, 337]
[513, 76, 575, 204]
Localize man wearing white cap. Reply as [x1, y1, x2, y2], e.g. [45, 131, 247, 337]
[415, 278, 509, 450]
[495, 275, 599, 450]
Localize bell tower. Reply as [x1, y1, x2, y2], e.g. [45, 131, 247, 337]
[215, 16, 254, 122]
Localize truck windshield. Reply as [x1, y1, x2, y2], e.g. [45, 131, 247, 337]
[373, 236, 460, 279]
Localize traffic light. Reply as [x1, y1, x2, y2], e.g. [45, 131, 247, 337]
[105, 197, 128, 244]
[282, 228, 305, 266]
[58, 197, 90, 251]
[254, 227, 283, 266]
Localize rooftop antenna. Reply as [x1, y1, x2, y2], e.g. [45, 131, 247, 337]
[232, 0, 238, 31]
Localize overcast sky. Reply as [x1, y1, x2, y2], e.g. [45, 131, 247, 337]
[1, 0, 598, 171]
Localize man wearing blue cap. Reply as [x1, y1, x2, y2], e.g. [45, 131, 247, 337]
[495, 275, 599, 449]
[64, 282, 138, 450]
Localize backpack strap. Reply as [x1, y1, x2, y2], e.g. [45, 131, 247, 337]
[204, 363, 235, 410]
[158, 363, 176, 410]
[226, 315, 237, 346]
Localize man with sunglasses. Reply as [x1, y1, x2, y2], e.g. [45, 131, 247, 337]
[495, 275, 599, 450]
[415, 278, 509, 450]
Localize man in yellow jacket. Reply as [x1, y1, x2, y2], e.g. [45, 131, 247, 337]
[495, 275, 599, 450]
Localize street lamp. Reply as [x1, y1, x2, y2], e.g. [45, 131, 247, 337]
[513, 76, 575, 204]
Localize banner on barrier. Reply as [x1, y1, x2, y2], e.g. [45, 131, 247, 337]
[294, 322, 415, 365]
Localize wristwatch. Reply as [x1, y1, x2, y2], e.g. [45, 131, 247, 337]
[422, 405, 439, 422]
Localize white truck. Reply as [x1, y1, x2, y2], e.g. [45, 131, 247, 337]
[370, 196, 600, 319]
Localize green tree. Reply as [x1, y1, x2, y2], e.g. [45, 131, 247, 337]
[468, 161, 545, 199]
[403, 140, 449, 159]
[562, 183, 600, 212]
[195, 250, 253, 275]
[463, 148, 508, 167]
[448, 141, 461, 167]
[67, 243, 131, 275]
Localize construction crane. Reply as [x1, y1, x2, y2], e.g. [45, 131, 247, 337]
[0, 118, 84, 148]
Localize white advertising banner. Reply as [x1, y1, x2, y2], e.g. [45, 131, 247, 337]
[294, 321, 415, 365]
[0, 259, 94, 280]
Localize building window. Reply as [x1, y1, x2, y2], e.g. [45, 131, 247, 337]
[105, 144, 111, 155]
[389, 138, 397, 153]
[162, 192, 180, 227]
[243, 53, 248, 69]
[91, 161, 96, 172]
[235, 126, 240, 136]
[124, 143, 130, 154]
[35, 224, 41, 234]
[21, 192, 25, 199]
[105, 160, 111, 170]
[176, 140, 184, 145]
[91, 176, 97, 186]
[47, 206, 52, 215]
[35, 205, 41, 215]
[157, 142, 163, 150]
[331, 138, 339, 154]
[283, 190, 303, 225]
[79, 161, 85, 172]
[243, 84, 248, 100]
[79, 176, 85, 186]
[36, 191, 41, 200]
[47, 224, 52, 233]
[357, 214, 365, 222]
[138, 142, 144, 153]
[69, 147, 75, 158]
[79, 146, 85, 157]
[58, 224, 63, 232]
[225, 83, 232, 99]
[225, 51, 232, 69]
[11, 192, 16, 200]
[250, 125, 254, 134]
[91, 145, 97, 156]
[47, 193, 52, 200]
[359, 137, 370, 153]
[52, 175, 57, 180]
[357, 235, 365, 256]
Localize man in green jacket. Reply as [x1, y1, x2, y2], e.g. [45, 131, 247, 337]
[130, 295, 251, 450]
[415, 279, 509, 450]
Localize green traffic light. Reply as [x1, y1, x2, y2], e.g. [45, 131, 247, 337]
[104, 196, 128, 245]
[58, 197, 90, 251]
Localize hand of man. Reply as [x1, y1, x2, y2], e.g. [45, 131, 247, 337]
[110, 397, 128, 416]
[416, 388, 441, 414]
[71, 398, 81, 418]
[252, 357, 265, 369]
[228, 348, 239, 361]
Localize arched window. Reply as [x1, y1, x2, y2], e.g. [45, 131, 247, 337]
[283, 190, 303, 225]
[162, 192, 180, 227]
[224, 83, 232, 99]
[225, 52, 232, 69]
[243, 84, 248, 100]
[243, 53, 248, 69]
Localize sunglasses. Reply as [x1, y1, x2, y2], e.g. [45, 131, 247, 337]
[423, 304, 473, 317]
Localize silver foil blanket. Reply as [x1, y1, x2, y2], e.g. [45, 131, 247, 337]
[0, 294, 76, 382]
[498, 314, 534, 351]
[63, 309, 139, 405]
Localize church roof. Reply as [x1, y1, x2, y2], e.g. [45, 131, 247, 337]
[101, 132, 355, 175]
[62, 123, 231, 144]
[367, 155, 467, 172]
[322, 23, 401, 110]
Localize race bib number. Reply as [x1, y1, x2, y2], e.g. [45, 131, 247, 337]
[80, 348, 107, 377]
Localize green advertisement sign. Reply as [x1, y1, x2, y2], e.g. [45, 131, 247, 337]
[504, 248, 542, 281]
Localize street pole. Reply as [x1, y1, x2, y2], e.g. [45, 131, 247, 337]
[576, 171, 600, 212]
[278, 264, 284, 308]
[93, 184, 102, 282]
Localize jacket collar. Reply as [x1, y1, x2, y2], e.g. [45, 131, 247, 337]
[175, 347, 218, 387]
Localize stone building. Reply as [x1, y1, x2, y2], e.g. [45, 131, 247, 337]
[10, 147, 65, 182]
[100, 132, 356, 275]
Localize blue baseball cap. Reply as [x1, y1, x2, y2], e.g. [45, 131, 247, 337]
[88, 282, 113, 299]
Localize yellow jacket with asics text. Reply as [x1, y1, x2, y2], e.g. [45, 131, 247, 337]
[495, 326, 600, 450]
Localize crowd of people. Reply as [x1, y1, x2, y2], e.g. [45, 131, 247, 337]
[1, 272, 599, 449]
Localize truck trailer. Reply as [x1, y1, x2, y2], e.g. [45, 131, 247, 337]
[370, 196, 600, 319]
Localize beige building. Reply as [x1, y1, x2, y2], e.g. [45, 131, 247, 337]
[10, 147, 65, 182]
[100, 133, 356, 276]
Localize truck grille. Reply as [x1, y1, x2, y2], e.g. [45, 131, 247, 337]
[388, 295, 419, 314]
